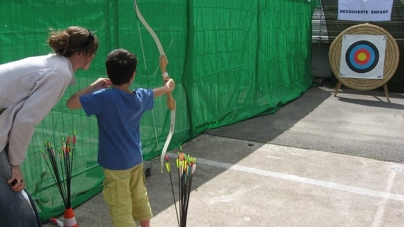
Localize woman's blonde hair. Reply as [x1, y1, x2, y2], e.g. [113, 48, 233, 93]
[47, 26, 99, 57]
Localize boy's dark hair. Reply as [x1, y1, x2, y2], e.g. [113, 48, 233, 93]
[106, 49, 138, 85]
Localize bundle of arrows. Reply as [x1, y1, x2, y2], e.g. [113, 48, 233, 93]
[165, 147, 197, 227]
[42, 132, 79, 227]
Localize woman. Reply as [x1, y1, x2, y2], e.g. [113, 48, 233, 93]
[0, 26, 99, 227]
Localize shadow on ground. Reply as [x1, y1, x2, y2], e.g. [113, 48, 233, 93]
[206, 86, 404, 163]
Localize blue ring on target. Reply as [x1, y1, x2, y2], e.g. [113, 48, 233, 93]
[345, 40, 379, 73]
[349, 44, 375, 69]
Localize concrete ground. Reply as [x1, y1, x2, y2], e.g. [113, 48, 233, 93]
[43, 86, 404, 227]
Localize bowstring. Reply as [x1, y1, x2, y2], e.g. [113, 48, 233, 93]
[135, 1, 160, 151]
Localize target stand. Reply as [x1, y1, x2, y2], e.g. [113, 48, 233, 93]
[329, 23, 399, 102]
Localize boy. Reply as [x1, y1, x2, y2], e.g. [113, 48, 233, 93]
[66, 48, 175, 227]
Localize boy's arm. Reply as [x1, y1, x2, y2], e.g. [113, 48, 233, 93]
[153, 79, 175, 98]
[66, 78, 111, 109]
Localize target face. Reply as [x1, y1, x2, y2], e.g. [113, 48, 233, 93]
[345, 41, 379, 73]
[340, 35, 386, 79]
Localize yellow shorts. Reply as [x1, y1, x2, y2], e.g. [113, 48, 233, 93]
[102, 163, 153, 227]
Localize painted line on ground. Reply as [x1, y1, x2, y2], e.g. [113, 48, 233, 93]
[371, 170, 397, 227]
[168, 153, 404, 202]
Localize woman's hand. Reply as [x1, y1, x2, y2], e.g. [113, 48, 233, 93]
[7, 165, 25, 192]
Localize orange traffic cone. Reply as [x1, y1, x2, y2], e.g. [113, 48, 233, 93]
[63, 208, 78, 227]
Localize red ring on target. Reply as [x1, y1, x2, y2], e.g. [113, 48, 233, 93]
[354, 48, 371, 65]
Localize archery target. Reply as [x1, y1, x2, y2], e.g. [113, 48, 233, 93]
[339, 35, 386, 79]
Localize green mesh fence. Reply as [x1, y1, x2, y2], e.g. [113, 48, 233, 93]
[0, 0, 316, 222]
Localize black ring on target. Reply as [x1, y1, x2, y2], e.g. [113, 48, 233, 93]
[345, 40, 379, 73]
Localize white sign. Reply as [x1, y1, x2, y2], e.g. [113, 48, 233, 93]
[338, 0, 394, 21]
[340, 34, 386, 79]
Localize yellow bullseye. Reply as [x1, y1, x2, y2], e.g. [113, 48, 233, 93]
[358, 52, 367, 62]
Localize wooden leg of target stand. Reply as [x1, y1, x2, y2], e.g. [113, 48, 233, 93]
[334, 81, 342, 97]
[383, 84, 390, 103]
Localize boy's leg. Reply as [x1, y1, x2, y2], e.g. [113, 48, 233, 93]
[102, 168, 136, 227]
[129, 163, 153, 227]
[139, 220, 150, 227]
[0, 149, 41, 227]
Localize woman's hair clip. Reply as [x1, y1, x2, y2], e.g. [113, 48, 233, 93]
[82, 29, 94, 48]
[87, 29, 94, 40]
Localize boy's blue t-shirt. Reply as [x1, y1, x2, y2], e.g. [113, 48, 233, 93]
[79, 87, 154, 170]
